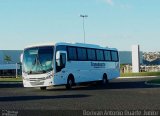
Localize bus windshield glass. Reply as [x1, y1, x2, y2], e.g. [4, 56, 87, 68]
[23, 46, 54, 74]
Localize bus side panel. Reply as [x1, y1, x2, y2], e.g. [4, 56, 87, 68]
[108, 62, 120, 80]
[53, 61, 120, 85]
[53, 72, 68, 85]
[53, 61, 82, 85]
[66, 61, 88, 83]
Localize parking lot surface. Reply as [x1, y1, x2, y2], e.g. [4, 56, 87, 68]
[0, 77, 160, 115]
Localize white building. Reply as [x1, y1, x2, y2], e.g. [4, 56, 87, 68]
[132, 45, 140, 73]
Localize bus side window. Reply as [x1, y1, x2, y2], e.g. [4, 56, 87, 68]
[111, 51, 118, 62]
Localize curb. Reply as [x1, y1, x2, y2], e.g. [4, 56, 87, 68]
[0, 82, 22, 84]
[145, 81, 160, 86]
[118, 76, 158, 79]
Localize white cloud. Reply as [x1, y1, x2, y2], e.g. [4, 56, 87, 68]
[104, 0, 114, 6]
[120, 4, 132, 9]
[102, 0, 132, 9]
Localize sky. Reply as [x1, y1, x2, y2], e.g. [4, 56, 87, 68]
[0, 0, 160, 52]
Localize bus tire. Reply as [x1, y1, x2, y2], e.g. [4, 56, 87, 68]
[40, 87, 47, 90]
[66, 75, 74, 90]
[102, 74, 108, 85]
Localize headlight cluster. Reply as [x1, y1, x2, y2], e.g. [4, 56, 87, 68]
[46, 75, 53, 79]
[22, 76, 29, 81]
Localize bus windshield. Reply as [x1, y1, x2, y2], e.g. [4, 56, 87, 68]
[23, 46, 54, 74]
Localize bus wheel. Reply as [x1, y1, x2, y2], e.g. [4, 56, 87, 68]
[66, 77, 74, 90]
[40, 87, 47, 90]
[102, 74, 108, 85]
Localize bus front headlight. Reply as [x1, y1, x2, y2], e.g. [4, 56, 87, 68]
[46, 75, 53, 79]
[23, 76, 29, 81]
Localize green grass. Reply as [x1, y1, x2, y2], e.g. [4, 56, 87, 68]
[0, 77, 22, 82]
[121, 72, 160, 77]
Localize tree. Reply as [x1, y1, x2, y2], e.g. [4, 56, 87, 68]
[4, 55, 12, 64]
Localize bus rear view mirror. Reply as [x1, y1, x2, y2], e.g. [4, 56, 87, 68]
[20, 53, 23, 63]
[56, 51, 61, 66]
[56, 51, 66, 72]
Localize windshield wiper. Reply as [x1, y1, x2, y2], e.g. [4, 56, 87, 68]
[41, 70, 46, 73]
[32, 57, 37, 66]
[26, 70, 32, 74]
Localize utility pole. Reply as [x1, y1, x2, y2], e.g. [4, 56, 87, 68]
[80, 14, 88, 43]
[16, 63, 18, 78]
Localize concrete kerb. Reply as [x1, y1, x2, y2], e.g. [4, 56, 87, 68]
[118, 76, 157, 79]
[119, 76, 160, 86]
[145, 81, 160, 86]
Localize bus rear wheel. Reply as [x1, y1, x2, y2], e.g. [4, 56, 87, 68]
[66, 77, 74, 90]
[40, 87, 47, 90]
[102, 74, 108, 85]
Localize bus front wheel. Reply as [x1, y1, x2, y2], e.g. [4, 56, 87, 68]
[66, 77, 74, 90]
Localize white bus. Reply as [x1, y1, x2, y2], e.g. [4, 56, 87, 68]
[21, 42, 120, 90]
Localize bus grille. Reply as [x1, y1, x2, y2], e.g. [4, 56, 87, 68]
[29, 77, 45, 82]
[29, 77, 45, 86]
[30, 81, 44, 86]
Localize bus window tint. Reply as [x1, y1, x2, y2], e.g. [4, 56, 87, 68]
[104, 51, 111, 61]
[111, 51, 118, 61]
[56, 45, 66, 51]
[96, 50, 104, 61]
[87, 49, 96, 61]
[77, 48, 87, 60]
[68, 47, 77, 60]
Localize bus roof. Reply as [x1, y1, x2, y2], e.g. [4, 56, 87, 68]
[55, 42, 118, 51]
[24, 42, 118, 51]
[24, 43, 54, 49]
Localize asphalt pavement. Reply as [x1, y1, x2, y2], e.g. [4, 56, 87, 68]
[0, 76, 160, 115]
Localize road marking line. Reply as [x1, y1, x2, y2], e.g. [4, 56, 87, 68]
[118, 76, 158, 79]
